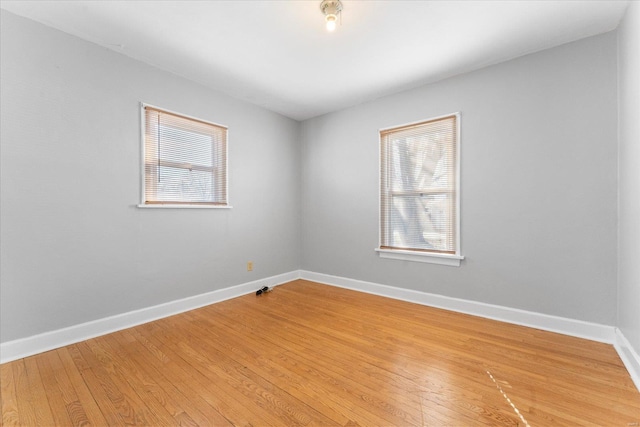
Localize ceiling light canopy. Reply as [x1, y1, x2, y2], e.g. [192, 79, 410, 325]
[320, 0, 343, 32]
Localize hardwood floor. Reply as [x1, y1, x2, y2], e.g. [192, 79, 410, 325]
[1, 279, 639, 426]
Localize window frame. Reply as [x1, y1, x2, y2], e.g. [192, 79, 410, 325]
[137, 103, 231, 209]
[376, 112, 463, 266]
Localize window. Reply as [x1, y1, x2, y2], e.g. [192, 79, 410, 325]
[377, 113, 463, 266]
[140, 104, 228, 208]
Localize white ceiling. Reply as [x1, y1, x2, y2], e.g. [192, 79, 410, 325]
[0, 0, 630, 121]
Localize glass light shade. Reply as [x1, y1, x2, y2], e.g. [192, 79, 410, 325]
[326, 14, 337, 31]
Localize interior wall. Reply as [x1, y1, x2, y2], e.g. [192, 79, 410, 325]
[618, 1, 640, 353]
[0, 11, 301, 343]
[301, 32, 619, 325]
[1, 8, 627, 346]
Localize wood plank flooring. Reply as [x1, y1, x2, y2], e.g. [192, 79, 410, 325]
[1, 279, 639, 426]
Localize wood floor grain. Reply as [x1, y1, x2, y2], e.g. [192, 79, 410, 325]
[1, 279, 639, 426]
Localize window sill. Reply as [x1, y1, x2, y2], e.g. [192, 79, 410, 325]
[137, 204, 232, 209]
[375, 248, 464, 266]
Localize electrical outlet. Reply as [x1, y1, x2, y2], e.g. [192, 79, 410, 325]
[247, 261, 253, 272]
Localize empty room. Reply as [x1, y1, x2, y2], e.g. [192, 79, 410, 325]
[1, 0, 639, 425]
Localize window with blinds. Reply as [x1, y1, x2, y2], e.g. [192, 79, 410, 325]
[142, 105, 228, 206]
[380, 113, 460, 256]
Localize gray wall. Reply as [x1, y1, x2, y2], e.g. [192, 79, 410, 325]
[618, 2, 640, 353]
[1, 9, 626, 345]
[301, 32, 619, 325]
[0, 11, 301, 343]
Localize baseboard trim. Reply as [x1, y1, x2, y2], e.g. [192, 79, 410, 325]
[614, 328, 640, 392]
[300, 270, 616, 345]
[0, 270, 300, 364]
[4, 268, 634, 392]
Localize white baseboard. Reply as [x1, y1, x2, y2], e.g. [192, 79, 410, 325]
[4, 269, 636, 393]
[300, 270, 617, 344]
[614, 328, 640, 392]
[0, 270, 300, 364]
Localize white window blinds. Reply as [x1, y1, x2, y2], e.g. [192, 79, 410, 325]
[143, 105, 228, 206]
[380, 114, 459, 254]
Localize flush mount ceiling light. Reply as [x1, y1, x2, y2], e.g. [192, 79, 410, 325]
[320, 0, 343, 32]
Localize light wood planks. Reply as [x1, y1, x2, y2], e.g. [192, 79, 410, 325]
[1, 279, 639, 426]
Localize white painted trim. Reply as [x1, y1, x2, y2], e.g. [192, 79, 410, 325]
[378, 112, 461, 133]
[141, 102, 228, 130]
[136, 204, 233, 209]
[300, 270, 616, 344]
[613, 328, 640, 392]
[0, 270, 300, 364]
[455, 111, 462, 255]
[375, 248, 464, 266]
[139, 102, 146, 205]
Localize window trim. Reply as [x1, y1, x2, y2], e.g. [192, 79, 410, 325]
[375, 248, 464, 266]
[137, 102, 231, 209]
[377, 112, 463, 266]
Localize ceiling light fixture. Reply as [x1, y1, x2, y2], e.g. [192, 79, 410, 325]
[320, 0, 343, 32]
